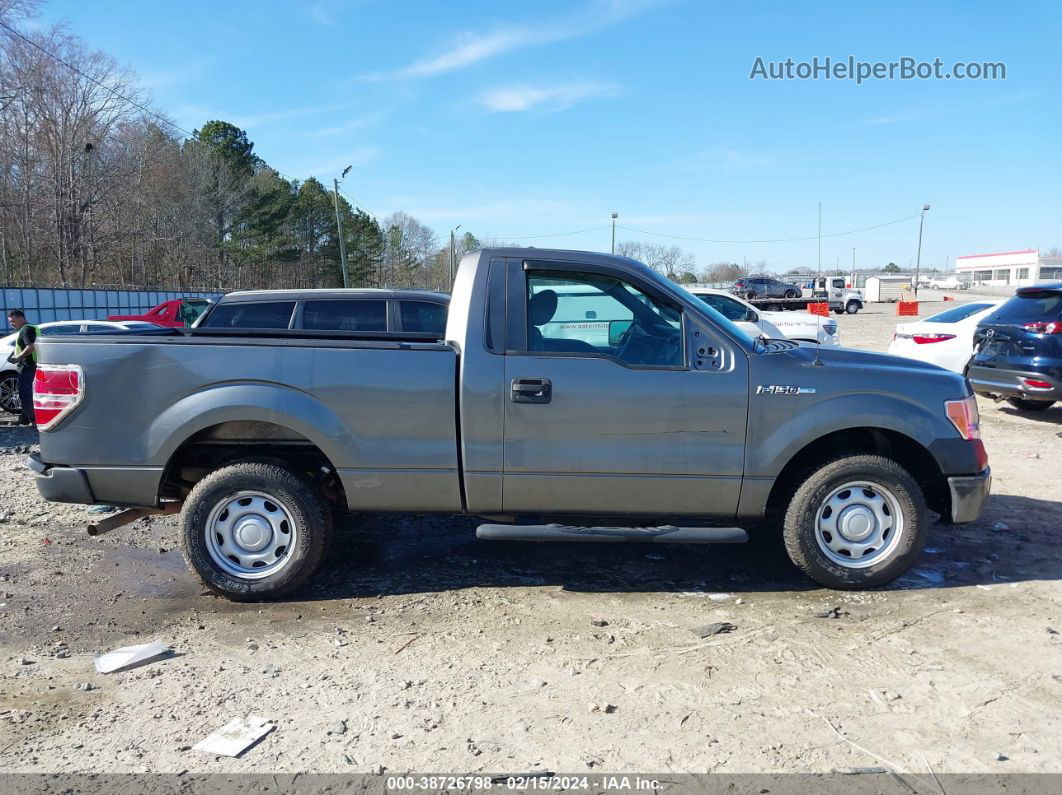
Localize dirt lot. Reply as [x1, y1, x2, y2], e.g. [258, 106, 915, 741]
[0, 296, 1060, 778]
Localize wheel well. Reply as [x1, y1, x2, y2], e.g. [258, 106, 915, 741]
[765, 427, 949, 519]
[159, 421, 346, 507]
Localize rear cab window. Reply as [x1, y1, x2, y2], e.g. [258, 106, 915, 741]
[202, 301, 296, 329]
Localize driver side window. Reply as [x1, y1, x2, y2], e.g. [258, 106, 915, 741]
[525, 270, 683, 367]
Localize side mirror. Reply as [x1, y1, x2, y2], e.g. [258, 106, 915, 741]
[745, 309, 758, 323]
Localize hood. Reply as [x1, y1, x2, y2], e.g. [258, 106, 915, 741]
[784, 342, 961, 377]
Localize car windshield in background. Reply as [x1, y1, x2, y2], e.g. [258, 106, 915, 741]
[203, 301, 295, 329]
[925, 303, 994, 323]
[990, 290, 1062, 322]
[303, 299, 387, 331]
[400, 300, 447, 334]
[688, 294, 758, 346]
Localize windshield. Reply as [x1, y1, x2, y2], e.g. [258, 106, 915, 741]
[988, 290, 1062, 323]
[924, 303, 995, 323]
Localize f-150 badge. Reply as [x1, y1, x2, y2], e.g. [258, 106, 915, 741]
[756, 385, 816, 395]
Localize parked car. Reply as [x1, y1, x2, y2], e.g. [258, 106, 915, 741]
[1, 320, 148, 414]
[929, 276, 965, 290]
[687, 288, 839, 346]
[732, 277, 803, 300]
[196, 289, 449, 335]
[108, 297, 213, 328]
[29, 247, 989, 599]
[969, 283, 1062, 412]
[888, 301, 1003, 374]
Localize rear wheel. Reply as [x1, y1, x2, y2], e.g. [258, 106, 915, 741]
[746, 292, 757, 301]
[782, 455, 927, 589]
[0, 373, 19, 414]
[1006, 397, 1055, 412]
[180, 461, 330, 601]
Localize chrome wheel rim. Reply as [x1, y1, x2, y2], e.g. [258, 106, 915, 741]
[205, 490, 297, 579]
[0, 377, 19, 412]
[814, 480, 903, 568]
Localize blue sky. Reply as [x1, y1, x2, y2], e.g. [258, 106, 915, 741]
[39, 0, 1062, 272]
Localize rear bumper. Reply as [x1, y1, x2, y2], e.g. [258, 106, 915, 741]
[968, 366, 1062, 401]
[947, 468, 991, 524]
[27, 453, 94, 504]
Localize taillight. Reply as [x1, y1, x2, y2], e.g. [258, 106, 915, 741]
[33, 364, 84, 431]
[945, 395, 981, 440]
[1023, 378, 1053, 390]
[1022, 321, 1062, 334]
[913, 333, 957, 344]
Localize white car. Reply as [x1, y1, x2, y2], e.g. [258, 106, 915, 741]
[687, 288, 840, 346]
[929, 276, 964, 290]
[888, 300, 1002, 374]
[1, 319, 149, 414]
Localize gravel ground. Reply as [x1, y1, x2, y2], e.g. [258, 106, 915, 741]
[0, 295, 1060, 777]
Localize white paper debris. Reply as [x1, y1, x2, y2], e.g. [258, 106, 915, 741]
[93, 640, 170, 674]
[193, 715, 274, 757]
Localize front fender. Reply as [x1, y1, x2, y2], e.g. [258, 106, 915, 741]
[746, 390, 948, 478]
[147, 381, 353, 468]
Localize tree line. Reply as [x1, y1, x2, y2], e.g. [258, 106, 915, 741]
[0, 2, 482, 292]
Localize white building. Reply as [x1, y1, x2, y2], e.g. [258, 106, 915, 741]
[955, 249, 1062, 287]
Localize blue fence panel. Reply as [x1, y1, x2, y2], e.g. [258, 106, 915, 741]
[1, 287, 223, 329]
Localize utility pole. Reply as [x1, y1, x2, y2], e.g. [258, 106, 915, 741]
[449, 224, 462, 288]
[914, 203, 930, 298]
[852, 247, 856, 287]
[817, 202, 822, 278]
[611, 212, 618, 254]
[333, 165, 352, 288]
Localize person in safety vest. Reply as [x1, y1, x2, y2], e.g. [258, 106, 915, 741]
[6, 309, 37, 427]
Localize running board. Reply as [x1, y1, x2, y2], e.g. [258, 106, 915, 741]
[476, 523, 747, 544]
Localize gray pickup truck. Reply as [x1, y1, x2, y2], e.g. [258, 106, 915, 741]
[28, 248, 990, 600]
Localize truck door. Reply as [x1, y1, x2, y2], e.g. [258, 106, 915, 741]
[500, 259, 749, 516]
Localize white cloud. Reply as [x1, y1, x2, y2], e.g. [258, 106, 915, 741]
[367, 0, 664, 80]
[303, 110, 387, 138]
[479, 80, 619, 113]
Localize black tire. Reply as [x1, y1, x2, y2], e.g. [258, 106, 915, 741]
[766, 303, 783, 312]
[845, 301, 860, 314]
[0, 372, 20, 415]
[784, 290, 798, 299]
[1006, 397, 1055, 412]
[782, 455, 927, 589]
[180, 462, 330, 601]
[832, 308, 844, 315]
[746, 292, 757, 301]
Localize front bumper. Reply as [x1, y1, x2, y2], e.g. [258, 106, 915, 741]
[947, 468, 991, 524]
[27, 453, 94, 504]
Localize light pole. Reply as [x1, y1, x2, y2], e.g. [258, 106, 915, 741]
[449, 224, 462, 288]
[914, 203, 930, 298]
[611, 212, 618, 254]
[333, 165, 353, 288]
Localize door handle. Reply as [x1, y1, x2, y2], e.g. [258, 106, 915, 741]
[511, 377, 552, 404]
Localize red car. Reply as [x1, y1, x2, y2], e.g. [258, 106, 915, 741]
[108, 297, 213, 328]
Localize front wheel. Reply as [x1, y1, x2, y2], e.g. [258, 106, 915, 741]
[845, 301, 860, 314]
[1006, 397, 1055, 412]
[0, 373, 19, 414]
[782, 455, 927, 589]
[784, 290, 798, 299]
[180, 462, 331, 601]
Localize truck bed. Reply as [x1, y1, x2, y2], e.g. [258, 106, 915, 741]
[35, 332, 462, 511]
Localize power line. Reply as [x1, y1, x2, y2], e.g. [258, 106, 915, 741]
[336, 187, 382, 223]
[0, 18, 197, 139]
[615, 214, 918, 244]
[493, 225, 611, 240]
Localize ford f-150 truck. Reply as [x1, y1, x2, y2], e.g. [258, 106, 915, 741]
[27, 248, 990, 600]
